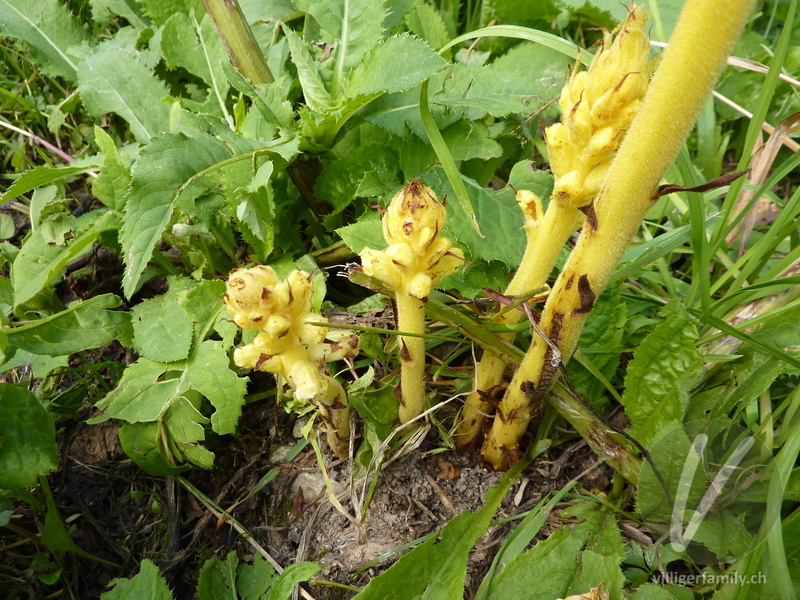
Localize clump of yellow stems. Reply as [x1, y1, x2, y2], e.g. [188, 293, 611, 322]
[225, 266, 359, 457]
[360, 179, 464, 425]
[455, 5, 652, 453]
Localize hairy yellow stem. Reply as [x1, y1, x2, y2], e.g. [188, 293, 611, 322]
[454, 201, 580, 452]
[482, 0, 757, 470]
[396, 291, 428, 424]
[320, 375, 351, 458]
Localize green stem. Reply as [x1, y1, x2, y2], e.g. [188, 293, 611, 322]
[202, 0, 274, 84]
[396, 291, 427, 424]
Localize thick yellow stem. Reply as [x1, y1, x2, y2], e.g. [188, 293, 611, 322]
[482, 0, 757, 470]
[396, 291, 428, 424]
[454, 201, 580, 452]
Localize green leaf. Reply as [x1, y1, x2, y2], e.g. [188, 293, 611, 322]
[353, 461, 526, 600]
[78, 43, 172, 143]
[185, 340, 248, 436]
[628, 583, 695, 600]
[293, 0, 385, 97]
[161, 13, 229, 112]
[282, 27, 334, 113]
[404, 0, 449, 51]
[92, 126, 131, 212]
[1, 159, 102, 204]
[236, 555, 277, 600]
[0, 0, 90, 82]
[12, 210, 121, 307]
[0, 350, 69, 379]
[117, 422, 189, 475]
[6, 294, 134, 356]
[101, 559, 174, 600]
[336, 212, 383, 254]
[92, 359, 176, 423]
[264, 562, 323, 600]
[178, 279, 226, 331]
[234, 161, 275, 262]
[131, 292, 194, 363]
[120, 126, 258, 298]
[137, 0, 203, 26]
[621, 302, 704, 447]
[314, 145, 399, 213]
[344, 34, 447, 99]
[90, 0, 148, 28]
[0, 384, 57, 489]
[197, 552, 238, 600]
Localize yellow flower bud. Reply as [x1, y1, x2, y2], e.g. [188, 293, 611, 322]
[383, 179, 446, 252]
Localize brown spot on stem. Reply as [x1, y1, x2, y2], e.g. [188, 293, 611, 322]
[520, 380, 537, 398]
[579, 201, 598, 231]
[250, 316, 263, 324]
[254, 354, 272, 370]
[261, 287, 271, 300]
[572, 274, 596, 315]
[400, 340, 412, 362]
[564, 275, 575, 290]
[403, 221, 414, 235]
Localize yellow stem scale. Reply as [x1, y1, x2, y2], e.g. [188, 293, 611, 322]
[482, 0, 757, 470]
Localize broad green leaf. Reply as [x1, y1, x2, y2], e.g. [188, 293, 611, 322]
[92, 126, 131, 212]
[120, 126, 259, 298]
[0, 0, 89, 82]
[404, 0, 449, 51]
[335, 212, 383, 253]
[178, 279, 226, 332]
[92, 358, 176, 423]
[6, 294, 133, 356]
[12, 211, 121, 307]
[165, 394, 213, 468]
[566, 550, 625, 600]
[0, 213, 14, 239]
[101, 560, 173, 600]
[131, 293, 194, 363]
[78, 43, 172, 143]
[282, 27, 334, 113]
[628, 583, 695, 600]
[0, 350, 68, 378]
[293, 0, 385, 97]
[185, 340, 248, 435]
[621, 302, 703, 447]
[264, 562, 323, 600]
[0, 384, 57, 488]
[161, 13, 229, 113]
[353, 461, 526, 600]
[344, 34, 447, 99]
[197, 552, 238, 600]
[236, 555, 277, 600]
[117, 422, 189, 475]
[223, 64, 295, 130]
[90, 0, 148, 28]
[1, 159, 102, 204]
[137, 0, 203, 26]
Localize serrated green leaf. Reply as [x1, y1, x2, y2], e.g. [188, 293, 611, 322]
[404, 0, 449, 51]
[566, 550, 625, 600]
[100, 559, 173, 600]
[335, 212, 383, 254]
[223, 64, 295, 130]
[12, 210, 121, 307]
[197, 553, 237, 600]
[621, 302, 704, 447]
[92, 358, 179, 423]
[185, 340, 247, 435]
[78, 43, 172, 143]
[6, 294, 133, 356]
[344, 34, 446, 100]
[137, 0, 203, 26]
[131, 293, 194, 363]
[282, 26, 334, 113]
[90, 0, 147, 27]
[178, 279, 226, 329]
[0, 384, 57, 489]
[161, 13, 229, 114]
[92, 126, 131, 212]
[293, 0, 385, 97]
[234, 161, 275, 262]
[121, 127, 259, 298]
[1, 159, 102, 204]
[0, 0, 90, 82]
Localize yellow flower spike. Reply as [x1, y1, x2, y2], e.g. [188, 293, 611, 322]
[225, 267, 359, 457]
[359, 179, 464, 425]
[482, 0, 756, 471]
[455, 6, 652, 454]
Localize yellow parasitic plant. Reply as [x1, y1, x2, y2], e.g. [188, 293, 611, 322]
[225, 266, 359, 457]
[481, 0, 757, 470]
[360, 179, 464, 425]
[455, 6, 651, 453]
